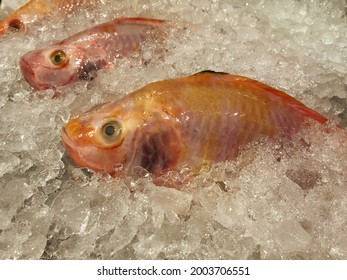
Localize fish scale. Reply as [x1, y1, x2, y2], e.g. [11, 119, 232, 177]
[62, 71, 329, 180]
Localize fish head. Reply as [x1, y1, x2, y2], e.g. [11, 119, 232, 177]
[62, 104, 144, 175]
[20, 45, 85, 90]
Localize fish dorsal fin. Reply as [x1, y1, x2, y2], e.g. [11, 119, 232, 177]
[193, 70, 229, 76]
[190, 71, 327, 124]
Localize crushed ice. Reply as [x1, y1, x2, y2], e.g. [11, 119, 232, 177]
[0, 0, 346, 259]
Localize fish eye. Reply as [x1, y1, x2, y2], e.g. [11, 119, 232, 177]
[101, 120, 122, 145]
[8, 19, 24, 32]
[50, 50, 67, 66]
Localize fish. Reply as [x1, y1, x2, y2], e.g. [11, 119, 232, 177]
[62, 71, 329, 181]
[20, 17, 166, 90]
[0, 0, 101, 35]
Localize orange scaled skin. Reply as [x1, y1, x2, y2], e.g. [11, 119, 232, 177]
[0, 0, 101, 35]
[62, 71, 328, 178]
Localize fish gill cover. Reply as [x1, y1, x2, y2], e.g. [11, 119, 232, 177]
[0, 0, 346, 259]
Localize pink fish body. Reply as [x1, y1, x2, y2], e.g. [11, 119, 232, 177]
[20, 17, 166, 90]
[62, 71, 328, 179]
[0, 0, 100, 35]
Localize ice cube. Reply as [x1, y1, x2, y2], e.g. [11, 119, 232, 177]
[274, 220, 312, 252]
[0, 150, 20, 177]
[0, 179, 34, 230]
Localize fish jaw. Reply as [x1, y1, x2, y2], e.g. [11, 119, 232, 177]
[62, 127, 87, 167]
[0, 22, 5, 35]
[0, 20, 13, 35]
[19, 58, 48, 90]
[62, 125, 116, 174]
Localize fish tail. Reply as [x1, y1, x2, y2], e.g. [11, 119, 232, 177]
[292, 103, 328, 124]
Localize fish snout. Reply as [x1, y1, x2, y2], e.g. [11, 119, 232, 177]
[19, 58, 41, 89]
[0, 24, 6, 35]
[62, 125, 82, 163]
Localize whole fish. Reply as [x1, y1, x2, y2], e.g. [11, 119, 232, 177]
[0, 0, 100, 35]
[62, 71, 328, 179]
[20, 17, 166, 90]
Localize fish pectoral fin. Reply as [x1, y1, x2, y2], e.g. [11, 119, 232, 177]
[78, 62, 99, 81]
[78, 59, 113, 81]
[139, 125, 181, 175]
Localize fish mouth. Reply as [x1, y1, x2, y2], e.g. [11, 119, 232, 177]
[20, 58, 40, 89]
[62, 127, 101, 172]
[20, 58, 35, 77]
[61, 126, 85, 166]
[0, 25, 6, 35]
[19, 58, 52, 90]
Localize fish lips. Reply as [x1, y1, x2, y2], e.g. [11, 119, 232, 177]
[62, 127, 86, 168]
[62, 127, 103, 172]
[20, 58, 55, 90]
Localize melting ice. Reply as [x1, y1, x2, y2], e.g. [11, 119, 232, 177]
[0, 0, 346, 259]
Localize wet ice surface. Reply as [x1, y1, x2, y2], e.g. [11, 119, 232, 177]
[0, 0, 347, 259]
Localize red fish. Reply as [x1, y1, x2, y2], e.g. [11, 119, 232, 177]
[0, 0, 100, 35]
[19, 17, 166, 90]
[62, 71, 329, 180]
